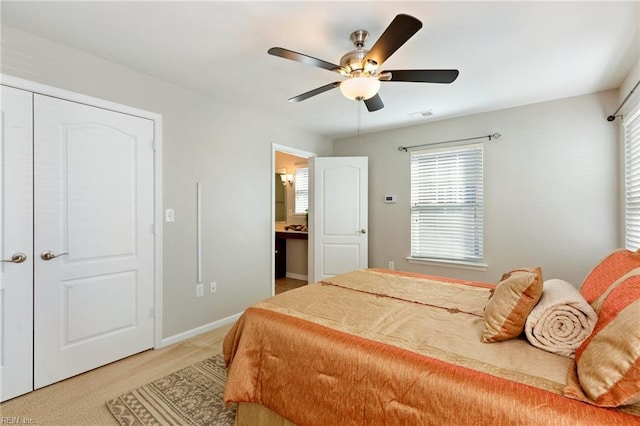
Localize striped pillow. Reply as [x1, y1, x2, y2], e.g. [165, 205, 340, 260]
[482, 267, 543, 343]
[580, 249, 640, 305]
[569, 273, 640, 406]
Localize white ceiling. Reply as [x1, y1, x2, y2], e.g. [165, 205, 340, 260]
[2, 1, 638, 138]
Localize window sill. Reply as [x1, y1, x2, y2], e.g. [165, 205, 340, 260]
[406, 256, 488, 271]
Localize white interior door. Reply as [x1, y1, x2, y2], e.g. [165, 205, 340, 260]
[0, 86, 34, 402]
[310, 157, 368, 282]
[33, 95, 155, 389]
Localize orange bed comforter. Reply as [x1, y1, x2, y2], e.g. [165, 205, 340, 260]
[223, 269, 640, 425]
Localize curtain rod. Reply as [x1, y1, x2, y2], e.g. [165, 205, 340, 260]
[397, 132, 501, 152]
[607, 79, 640, 122]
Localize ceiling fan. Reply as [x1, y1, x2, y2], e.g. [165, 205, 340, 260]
[268, 14, 459, 112]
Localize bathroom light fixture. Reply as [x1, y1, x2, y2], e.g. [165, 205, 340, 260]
[280, 174, 293, 186]
[339, 75, 381, 101]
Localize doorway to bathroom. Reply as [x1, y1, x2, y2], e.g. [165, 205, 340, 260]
[272, 144, 316, 295]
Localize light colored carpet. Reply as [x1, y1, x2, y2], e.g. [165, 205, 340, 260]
[107, 354, 235, 426]
[0, 325, 233, 425]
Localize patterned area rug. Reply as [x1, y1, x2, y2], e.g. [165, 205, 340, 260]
[107, 354, 236, 426]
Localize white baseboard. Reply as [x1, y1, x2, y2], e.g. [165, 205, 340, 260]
[285, 272, 308, 281]
[159, 311, 243, 348]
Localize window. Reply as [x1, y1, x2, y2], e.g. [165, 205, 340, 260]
[625, 106, 640, 250]
[294, 167, 309, 215]
[410, 143, 484, 264]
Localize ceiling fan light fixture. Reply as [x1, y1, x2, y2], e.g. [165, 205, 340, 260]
[339, 76, 381, 101]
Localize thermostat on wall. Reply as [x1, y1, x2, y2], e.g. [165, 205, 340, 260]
[384, 195, 396, 203]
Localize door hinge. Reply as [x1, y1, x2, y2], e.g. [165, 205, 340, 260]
[149, 308, 155, 319]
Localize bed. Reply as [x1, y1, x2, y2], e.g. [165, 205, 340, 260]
[223, 261, 640, 425]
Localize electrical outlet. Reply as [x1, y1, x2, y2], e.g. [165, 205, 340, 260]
[210, 281, 217, 294]
[388, 261, 395, 270]
[196, 283, 204, 298]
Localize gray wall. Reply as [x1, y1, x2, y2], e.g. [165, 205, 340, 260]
[1, 26, 333, 339]
[334, 91, 620, 286]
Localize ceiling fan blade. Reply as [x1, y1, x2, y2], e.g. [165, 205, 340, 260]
[288, 82, 341, 102]
[268, 47, 341, 72]
[384, 69, 460, 84]
[364, 94, 384, 112]
[363, 14, 422, 68]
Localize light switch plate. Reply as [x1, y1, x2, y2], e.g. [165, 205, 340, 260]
[165, 208, 175, 222]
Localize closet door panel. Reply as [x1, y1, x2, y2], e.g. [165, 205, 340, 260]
[0, 86, 34, 402]
[66, 125, 137, 259]
[33, 94, 155, 389]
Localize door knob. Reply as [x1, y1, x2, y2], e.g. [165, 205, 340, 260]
[41, 251, 68, 261]
[360, 229, 367, 234]
[1, 252, 27, 264]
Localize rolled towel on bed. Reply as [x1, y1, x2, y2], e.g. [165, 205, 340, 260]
[524, 279, 597, 358]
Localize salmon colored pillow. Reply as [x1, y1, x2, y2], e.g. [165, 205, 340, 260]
[580, 249, 640, 305]
[565, 274, 640, 407]
[482, 267, 543, 343]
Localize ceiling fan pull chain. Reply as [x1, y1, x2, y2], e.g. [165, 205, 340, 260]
[357, 100, 363, 146]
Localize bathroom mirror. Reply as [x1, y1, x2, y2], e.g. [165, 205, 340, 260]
[275, 169, 287, 222]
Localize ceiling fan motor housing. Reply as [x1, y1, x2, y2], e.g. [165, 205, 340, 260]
[340, 30, 378, 75]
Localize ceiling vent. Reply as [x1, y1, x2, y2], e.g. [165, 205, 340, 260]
[408, 110, 433, 119]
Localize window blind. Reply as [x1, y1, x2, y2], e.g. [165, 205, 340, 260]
[410, 144, 484, 262]
[625, 106, 640, 250]
[294, 167, 309, 215]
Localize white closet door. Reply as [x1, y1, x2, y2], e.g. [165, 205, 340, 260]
[0, 86, 34, 402]
[33, 95, 155, 388]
